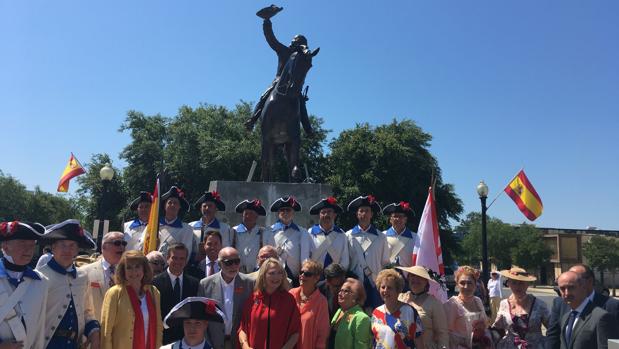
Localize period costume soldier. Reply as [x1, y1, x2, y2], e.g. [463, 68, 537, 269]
[269, 196, 310, 285]
[382, 201, 418, 268]
[346, 195, 390, 309]
[123, 191, 153, 250]
[156, 186, 196, 258]
[189, 191, 231, 249]
[231, 199, 275, 274]
[37, 219, 101, 349]
[307, 197, 350, 271]
[161, 297, 225, 349]
[245, 5, 313, 136]
[0, 221, 49, 348]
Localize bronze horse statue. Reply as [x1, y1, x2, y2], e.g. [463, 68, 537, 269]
[259, 46, 319, 182]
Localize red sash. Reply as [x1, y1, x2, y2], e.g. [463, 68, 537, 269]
[127, 286, 157, 349]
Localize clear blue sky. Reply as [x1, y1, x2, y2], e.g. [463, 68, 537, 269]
[2, 1, 618, 230]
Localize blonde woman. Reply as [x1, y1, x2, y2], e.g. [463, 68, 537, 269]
[238, 257, 301, 349]
[398, 266, 449, 349]
[100, 250, 163, 349]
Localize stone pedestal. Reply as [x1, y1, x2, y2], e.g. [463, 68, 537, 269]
[208, 180, 332, 229]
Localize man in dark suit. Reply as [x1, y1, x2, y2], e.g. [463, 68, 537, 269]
[152, 242, 199, 345]
[546, 264, 619, 349]
[198, 246, 254, 349]
[556, 271, 618, 349]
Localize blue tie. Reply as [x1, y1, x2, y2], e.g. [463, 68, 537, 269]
[565, 310, 578, 343]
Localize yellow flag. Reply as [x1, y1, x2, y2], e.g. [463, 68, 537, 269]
[504, 170, 543, 221]
[57, 153, 85, 192]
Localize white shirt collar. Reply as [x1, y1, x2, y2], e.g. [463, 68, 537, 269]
[101, 258, 112, 271]
[573, 297, 590, 314]
[167, 268, 183, 281]
[181, 338, 206, 349]
[219, 272, 236, 287]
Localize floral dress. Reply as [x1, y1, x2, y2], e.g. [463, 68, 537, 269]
[492, 296, 550, 349]
[371, 303, 423, 349]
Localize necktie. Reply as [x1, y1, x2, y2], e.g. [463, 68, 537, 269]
[565, 310, 578, 343]
[208, 261, 215, 277]
[108, 265, 116, 287]
[173, 277, 181, 302]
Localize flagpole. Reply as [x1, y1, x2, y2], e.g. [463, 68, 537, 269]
[487, 168, 523, 210]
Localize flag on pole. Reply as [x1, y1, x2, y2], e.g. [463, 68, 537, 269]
[143, 177, 160, 254]
[413, 187, 448, 303]
[57, 153, 86, 192]
[504, 170, 543, 221]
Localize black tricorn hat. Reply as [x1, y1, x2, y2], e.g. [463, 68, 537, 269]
[309, 196, 343, 215]
[256, 5, 283, 19]
[270, 196, 302, 212]
[164, 297, 225, 329]
[382, 201, 415, 218]
[194, 191, 226, 211]
[161, 186, 190, 213]
[347, 195, 382, 214]
[43, 219, 96, 250]
[0, 221, 45, 241]
[235, 199, 266, 216]
[129, 191, 153, 211]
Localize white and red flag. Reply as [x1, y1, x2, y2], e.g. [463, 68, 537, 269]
[413, 187, 448, 303]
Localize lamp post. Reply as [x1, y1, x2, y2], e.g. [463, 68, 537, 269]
[477, 180, 489, 284]
[97, 163, 115, 251]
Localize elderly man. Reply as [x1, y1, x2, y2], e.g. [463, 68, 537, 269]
[37, 219, 100, 349]
[230, 199, 275, 274]
[190, 191, 231, 249]
[146, 251, 166, 275]
[153, 243, 199, 345]
[79, 230, 126, 321]
[198, 247, 254, 349]
[307, 197, 349, 271]
[381, 201, 418, 268]
[123, 191, 152, 250]
[246, 245, 292, 284]
[546, 263, 619, 349]
[269, 196, 310, 285]
[0, 221, 49, 348]
[555, 271, 618, 349]
[155, 186, 196, 258]
[346, 195, 390, 309]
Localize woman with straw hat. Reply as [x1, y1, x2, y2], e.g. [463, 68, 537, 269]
[492, 266, 550, 349]
[398, 265, 449, 349]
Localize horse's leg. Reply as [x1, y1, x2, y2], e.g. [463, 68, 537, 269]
[289, 139, 301, 182]
[260, 140, 271, 182]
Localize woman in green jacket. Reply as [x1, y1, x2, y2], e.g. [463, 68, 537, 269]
[329, 278, 372, 348]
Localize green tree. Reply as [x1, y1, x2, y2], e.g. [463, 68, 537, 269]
[325, 120, 463, 266]
[583, 235, 619, 286]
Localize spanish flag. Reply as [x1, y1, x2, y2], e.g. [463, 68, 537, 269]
[143, 178, 160, 254]
[57, 153, 86, 192]
[504, 170, 543, 221]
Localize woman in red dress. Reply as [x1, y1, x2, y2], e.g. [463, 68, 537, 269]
[238, 257, 301, 349]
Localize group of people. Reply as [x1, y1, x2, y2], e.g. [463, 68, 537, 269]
[1, 187, 618, 349]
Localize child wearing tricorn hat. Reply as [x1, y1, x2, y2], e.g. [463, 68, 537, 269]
[161, 297, 225, 349]
[345, 195, 390, 309]
[123, 191, 153, 250]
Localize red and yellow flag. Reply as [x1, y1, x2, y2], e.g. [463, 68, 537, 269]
[504, 170, 543, 221]
[57, 153, 86, 192]
[143, 178, 160, 254]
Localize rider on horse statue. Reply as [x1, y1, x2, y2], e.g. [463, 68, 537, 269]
[245, 5, 314, 137]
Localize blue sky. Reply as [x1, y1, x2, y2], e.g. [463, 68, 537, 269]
[2, 1, 618, 230]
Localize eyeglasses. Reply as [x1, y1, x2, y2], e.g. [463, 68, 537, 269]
[338, 288, 353, 295]
[220, 258, 241, 267]
[299, 270, 316, 277]
[105, 240, 127, 247]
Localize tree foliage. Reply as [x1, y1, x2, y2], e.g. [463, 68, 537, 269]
[583, 235, 619, 278]
[0, 170, 80, 225]
[325, 120, 463, 265]
[457, 212, 552, 270]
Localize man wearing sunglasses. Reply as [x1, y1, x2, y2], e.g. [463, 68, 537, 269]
[198, 247, 254, 349]
[79, 231, 126, 321]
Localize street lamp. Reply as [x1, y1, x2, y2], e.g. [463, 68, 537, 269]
[477, 180, 489, 284]
[97, 163, 115, 251]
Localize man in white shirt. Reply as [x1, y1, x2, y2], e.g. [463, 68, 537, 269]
[307, 197, 349, 271]
[189, 191, 231, 257]
[197, 247, 254, 349]
[155, 186, 195, 258]
[123, 191, 152, 250]
[381, 201, 419, 269]
[487, 270, 503, 322]
[230, 199, 274, 273]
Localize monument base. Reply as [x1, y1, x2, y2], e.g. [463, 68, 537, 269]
[208, 180, 333, 229]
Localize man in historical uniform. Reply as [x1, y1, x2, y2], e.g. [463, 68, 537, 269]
[245, 5, 314, 137]
[269, 196, 310, 286]
[381, 201, 418, 268]
[156, 186, 196, 258]
[0, 221, 49, 348]
[307, 197, 350, 271]
[346, 195, 390, 309]
[123, 191, 152, 250]
[79, 231, 126, 321]
[37, 219, 101, 349]
[189, 191, 231, 257]
[161, 297, 225, 349]
[230, 199, 275, 274]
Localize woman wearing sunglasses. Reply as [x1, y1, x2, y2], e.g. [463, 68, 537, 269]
[238, 257, 301, 349]
[290, 259, 331, 349]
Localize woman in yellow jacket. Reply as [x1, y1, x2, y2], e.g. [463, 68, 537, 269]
[101, 250, 163, 349]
